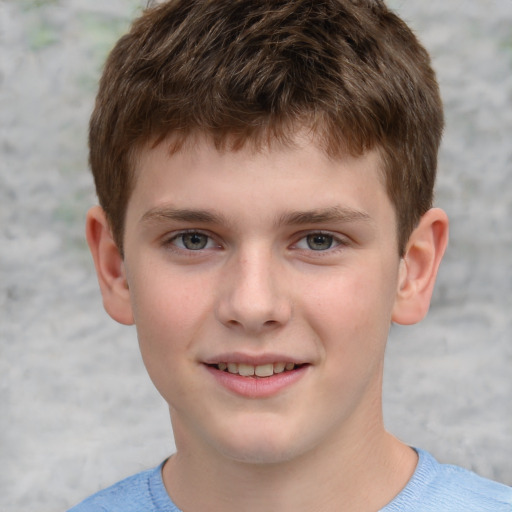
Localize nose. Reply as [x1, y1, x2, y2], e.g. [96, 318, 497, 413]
[215, 246, 292, 334]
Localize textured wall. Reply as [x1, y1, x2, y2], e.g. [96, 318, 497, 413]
[0, 1, 511, 510]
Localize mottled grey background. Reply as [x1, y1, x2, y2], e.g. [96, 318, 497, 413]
[0, 0, 511, 510]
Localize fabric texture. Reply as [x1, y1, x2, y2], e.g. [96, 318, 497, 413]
[380, 449, 512, 511]
[68, 449, 512, 511]
[67, 461, 178, 512]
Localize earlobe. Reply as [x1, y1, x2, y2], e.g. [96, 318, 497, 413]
[85, 206, 134, 325]
[392, 208, 449, 325]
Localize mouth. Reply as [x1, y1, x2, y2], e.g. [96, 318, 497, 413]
[208, 362, 304, 377]
[204, 359, 309, 397]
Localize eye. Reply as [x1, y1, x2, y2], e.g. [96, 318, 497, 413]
[295, 233, 341, 251]
[169, 232, 216, 251]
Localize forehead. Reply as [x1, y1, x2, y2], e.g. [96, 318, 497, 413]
[126, 133, 394, 235]
[134, 130, 386, 186]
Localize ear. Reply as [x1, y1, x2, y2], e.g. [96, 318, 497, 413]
[85, 206, 134, 325]
[392, 208, 449, 325]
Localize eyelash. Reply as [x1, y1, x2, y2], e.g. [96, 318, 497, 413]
[163, 230, 221, 253]
[292, 231, 349, 254]
[162, 229, 349, 255]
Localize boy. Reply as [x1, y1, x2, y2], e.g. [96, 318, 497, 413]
[70, 0, 512, 510]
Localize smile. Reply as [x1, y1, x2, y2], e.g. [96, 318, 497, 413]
[212, 362, 299, 377]
[205, 360, 309, 398]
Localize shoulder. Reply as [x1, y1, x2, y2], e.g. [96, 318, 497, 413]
[433, 459, 512, 509]
[67, 462, 180, 512]
[383, 449, 512, 512]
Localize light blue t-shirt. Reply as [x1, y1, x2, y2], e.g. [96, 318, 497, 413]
[68, 449, 512, 511]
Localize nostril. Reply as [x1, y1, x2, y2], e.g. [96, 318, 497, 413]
[216, 287, 292, 332]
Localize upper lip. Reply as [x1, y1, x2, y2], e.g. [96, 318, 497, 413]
[202, 353, 308, 366]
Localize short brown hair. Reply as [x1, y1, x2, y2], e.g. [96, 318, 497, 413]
[89, 0, 443, 255]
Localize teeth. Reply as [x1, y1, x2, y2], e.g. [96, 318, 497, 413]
[216, 362, 297, 376]
[273, 362, 286, 374]
[238, 363, 255, 376]
[255, 363, 274, 377]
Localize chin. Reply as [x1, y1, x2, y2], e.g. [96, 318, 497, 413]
[211, 423, 308, 466]
[220, 443, 299, 466]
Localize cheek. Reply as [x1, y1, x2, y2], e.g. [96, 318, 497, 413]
[130, 262, 208, 331]
[127, 269, 210, 375]
[301, 263, 397, 353]
[130, 277, 207, 405]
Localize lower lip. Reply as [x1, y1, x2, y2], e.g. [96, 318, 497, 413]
[205, 365, 309, 398]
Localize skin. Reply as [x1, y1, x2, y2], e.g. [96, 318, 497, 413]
[87, 134, 448, 512]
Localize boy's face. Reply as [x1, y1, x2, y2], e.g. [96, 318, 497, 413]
[120, 135, 403, 464]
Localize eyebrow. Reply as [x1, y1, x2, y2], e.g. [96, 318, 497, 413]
[140, 205, 371, 228]
[140, 207, 228, 225]
[276, 206, 372, 226]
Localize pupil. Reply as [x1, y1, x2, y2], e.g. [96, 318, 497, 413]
[307, 234, 332, 251]
[183, 233, 207, 250]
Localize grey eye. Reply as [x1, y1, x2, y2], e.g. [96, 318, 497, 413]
[306, 234, 334, 251]
[180, 233, 209, 250]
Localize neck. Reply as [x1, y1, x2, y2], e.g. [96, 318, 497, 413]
[163, 416, 417, 512]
